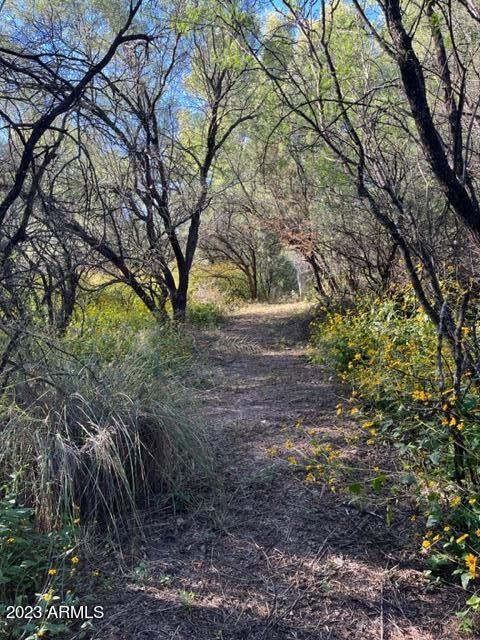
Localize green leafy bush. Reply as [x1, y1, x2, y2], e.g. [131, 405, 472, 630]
[0, 494, 81, 639]
[311, 290, 480, 589]
[0, 284, 211, 637]
[186, 300, 224, 326]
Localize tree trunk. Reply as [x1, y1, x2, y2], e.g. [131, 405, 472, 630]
[171, 289, 187, 321]
[171, 267, 189, 322]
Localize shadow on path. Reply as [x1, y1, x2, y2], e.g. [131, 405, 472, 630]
[96, 303, 464, 640]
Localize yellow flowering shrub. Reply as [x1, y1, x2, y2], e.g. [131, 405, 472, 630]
[310, 290, 480, 589]
[0, 495, 82, 638]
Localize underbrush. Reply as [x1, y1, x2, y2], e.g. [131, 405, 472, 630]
[1, 330, 208, 530]
[0, 496, 83, 639]
[70, 285, 191, 366]
[310, 290, 480, 604]
[186, 300, 224, 326]
[0, 287, 211, 638]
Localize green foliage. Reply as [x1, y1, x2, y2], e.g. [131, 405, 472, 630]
[201, 249, 297, 303]
[67, 283, 193, 372]
[0, 494, 81, 639]
[68, 285, 154, 360]
[457, 594, 480, 633]
[203, 262, 253, 303]
[264, 252, 298, 301]
[186, 300, 224, 326]
[0, 281, 212, 635]
[0, 281, 212, 636]
[310, 290, 480, 590]
[1, 284, 210, 531]
[178, 590, 195, 609]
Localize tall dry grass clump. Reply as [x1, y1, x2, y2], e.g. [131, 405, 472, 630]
[0, 324, 209, 534]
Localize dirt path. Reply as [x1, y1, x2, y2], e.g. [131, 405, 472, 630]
[98, 303, 463, 640]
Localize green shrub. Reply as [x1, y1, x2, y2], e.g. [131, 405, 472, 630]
[69, 284, 155, 362]
[310, 289, 480, 589]
[0, 284, 211, 637]
[0, 493, 81, 639]
[186, 300, 224, 326]
[1, 282, 211, 532]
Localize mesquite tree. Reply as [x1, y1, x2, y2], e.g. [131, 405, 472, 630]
[0, 0, 149, 383]
[225, 0, 480, 481]
[64, 14, 259, 320]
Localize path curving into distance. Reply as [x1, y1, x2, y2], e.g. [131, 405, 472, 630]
[97, 303, 462, 640]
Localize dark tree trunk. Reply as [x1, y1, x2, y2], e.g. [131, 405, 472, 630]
[57, 272, 80, 334]
[171, 266, 189, 322]
[384, 0, 480, 242]
[171, 289, 187, 321]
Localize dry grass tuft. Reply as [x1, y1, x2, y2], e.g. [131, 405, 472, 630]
[0, 327, 210, 533]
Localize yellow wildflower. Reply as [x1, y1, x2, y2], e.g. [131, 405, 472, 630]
[456, 533, 469, 544]
[287, 456, 298, 466]
[304, 472, 315, 484]
[449, 416, 457, 427]
[47, 568, 57, 576]
[70, 556, 80, 565]
[466, 553, 478, 579]
[412, 390, 431, 402]
[469, 498, 477, 506]
[92, 570, 100, 577]
[354, 353, 362, 361]
[6, 537, 15, 544]
[73, 517, 81, 525]
[450, 495, 462, 507]
[366, 438, 375, 446]
[350, 407, 359, 416]
[422, 539, 432, 550]
[336, 404, 342, 416]
[444, 525, 451, 532]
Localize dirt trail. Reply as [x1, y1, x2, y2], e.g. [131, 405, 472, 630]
[98, 303, 463, 640]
